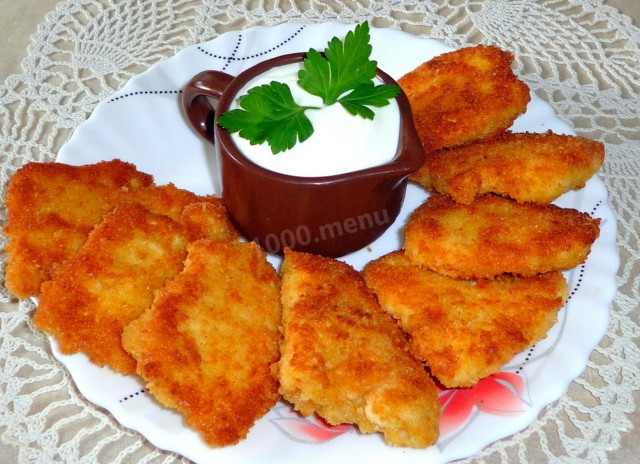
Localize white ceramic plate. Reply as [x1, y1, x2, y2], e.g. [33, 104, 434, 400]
[52, 22, 618, 464]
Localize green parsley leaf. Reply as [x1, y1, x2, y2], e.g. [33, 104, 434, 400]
[338, 83, 402, 119]
[217, 81, 317, 154]
[298, 21, 378, 105]
[217, 21, 401, 154]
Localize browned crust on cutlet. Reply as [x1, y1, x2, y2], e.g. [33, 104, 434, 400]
[398, 45, 530, 152]
[180, 200, 240, 242]
[3, 160, 231, 298]
[404, 194, 600, 279]
[122, 239, 281, 447]
[410, 131, 605, 204]
[34, 203, 191, 374]
[363, 251, 568, 387]
[131, 183, 219, 224]
[278, 249, 440, 448]
[4, 160, 153, 298]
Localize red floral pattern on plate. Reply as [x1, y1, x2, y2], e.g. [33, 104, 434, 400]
[270, 406, 355, 443]
[438, 372, 527, 438]
[271, 371, 527, 446]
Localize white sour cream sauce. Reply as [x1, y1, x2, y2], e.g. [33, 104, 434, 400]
[229, 62, 400, 177]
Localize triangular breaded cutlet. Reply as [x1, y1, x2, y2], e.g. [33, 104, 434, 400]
[123, 239, 281, 447]
[278, 249, 440, 448]
[363, 251, 568, 387]
[34, 203, 193, 375]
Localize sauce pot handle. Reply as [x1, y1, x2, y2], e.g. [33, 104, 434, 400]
[182, 70, 234, 144]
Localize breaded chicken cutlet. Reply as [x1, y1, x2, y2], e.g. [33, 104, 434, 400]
[410, 131, 605, 204]
[398, 45, 530, 152]
[278, 250, 440, 448]
[180, 200, 240, 241]
[34, 203, 192, 374]
[4, 160, 151, 298]
[122, 239, 281, 447]
[34, 201, 237, 375]
[363, 251, 568, 387]
[3, 160, 225, 298]
[404, 194, 600, 279]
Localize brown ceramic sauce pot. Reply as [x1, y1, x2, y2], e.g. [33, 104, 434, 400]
[182, 52, 424, 257]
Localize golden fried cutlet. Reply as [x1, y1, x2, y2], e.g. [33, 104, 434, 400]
[410, 131, 605, 204]
[180, 201, 240, 242]
[122, 239, 281, 447]
[4, 160, 153, 298]
[34, 203, 192, 375]
[278, 249, 440, 448]
[398, 45, 531, 152]
[363, 251, 568, 387]
[404, 194, 600, 279]
[131, 182, 218, 224]
[4, 160, 226, 298]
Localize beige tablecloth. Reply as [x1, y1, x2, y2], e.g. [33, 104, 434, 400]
[1, 1, 638, 463]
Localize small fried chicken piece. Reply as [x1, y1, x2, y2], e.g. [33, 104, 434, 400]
[398, 45, 530, 152]
[180, 201, 240, 242]
[34, 203, 192, 375]
[132, 182, 219, 225]
[123, 239, 281, 447]
[4, 160, 226, 298]
[278, 249, 440, 448]
[410, 131, 605, 204]
[363, 251, 568, 387]
[404, 194, 600, 279]
[4, 160, 153, 298]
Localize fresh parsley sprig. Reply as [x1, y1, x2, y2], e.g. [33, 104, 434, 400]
[215, 81, 318, 154]
[298, 22, 378, 105]
[217, 22, 401, 154]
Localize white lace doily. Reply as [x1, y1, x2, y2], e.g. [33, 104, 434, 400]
[1, 1, 638, 463]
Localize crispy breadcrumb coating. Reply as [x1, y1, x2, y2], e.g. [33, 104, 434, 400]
[122, 239, 281, 447]
[180, 200, 240, 242]
[4, 160, 228, 298]
[278, 249, 440, 448]
[4, 160, 152, 298]
[364, 251, 568, 387]
[410, 131, 605, 204]
[34, 203, 192, 374]
[398, 45, 530, 152]
[404, 194, 600, 279]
